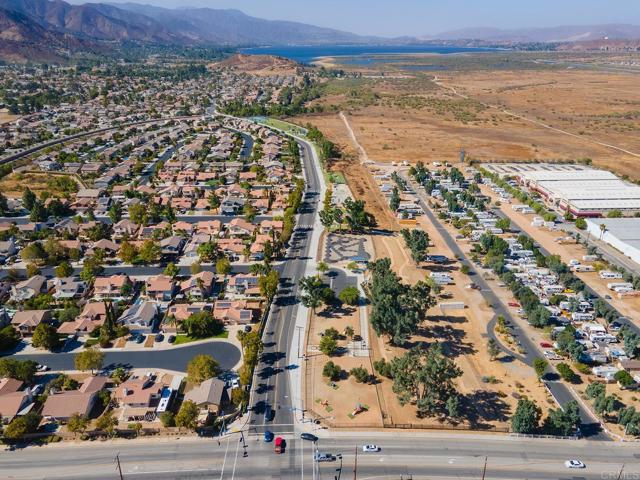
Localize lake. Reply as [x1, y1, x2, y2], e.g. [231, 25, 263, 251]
[240, 44, 499, 65]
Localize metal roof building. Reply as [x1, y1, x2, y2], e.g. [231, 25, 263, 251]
[586, 218, 640, 267]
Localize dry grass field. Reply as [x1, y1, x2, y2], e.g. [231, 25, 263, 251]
[293, 54, 640, 180]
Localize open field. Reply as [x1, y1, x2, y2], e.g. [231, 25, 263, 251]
[293, 52, 640, 181]
[0, 171, 81, 198]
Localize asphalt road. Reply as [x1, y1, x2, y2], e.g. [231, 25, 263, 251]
[4, 339, 241, 373]
[248, 137, 322, 433]
[2, 432, 637, 480]
[404, 174, 606, 440]
[0, 214, 274, 226]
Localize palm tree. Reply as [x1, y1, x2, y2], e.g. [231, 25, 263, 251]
[599, 223, 607, 240]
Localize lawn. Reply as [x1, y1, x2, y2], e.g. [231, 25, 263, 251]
[173, 331, 229, 345]
[259, 118, 307, 137]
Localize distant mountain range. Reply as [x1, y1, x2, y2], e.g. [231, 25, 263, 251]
[429, 24, 640, 43]
[0, 0, 639, 63]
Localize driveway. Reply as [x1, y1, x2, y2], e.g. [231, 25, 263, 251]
[7, 340, 241, 372]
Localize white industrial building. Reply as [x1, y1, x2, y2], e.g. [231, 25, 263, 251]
[586, 218, 640, 266]
[484, 163, 640, 217]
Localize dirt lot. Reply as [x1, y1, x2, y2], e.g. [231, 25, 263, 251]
[294, 62, 640, 181]
[0, 171, 78, 199]
[367, 218, 551, 430]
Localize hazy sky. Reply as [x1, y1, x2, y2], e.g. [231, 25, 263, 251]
[100, 0, 640, 36]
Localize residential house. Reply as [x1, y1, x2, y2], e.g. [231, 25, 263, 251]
[57, 302, 106, 337]
[165, 303, 212, 331]
[42, 376, 108, 422]
[49, 277, 87, 300]
[11, 310, 52, 336]
[160, 235, 185, 256]
[183, 378, 228, 416]
[118, 301, 158, 333]
[219, 197, 245, 215]
[227, 218, 256, 238]
[94, 275, 132, 300]
[0, 378, 32, 423]
[213, 300, 252, 325]
[11, 275, 47, 302]
[180, 271, 216, 299]
[145, 275, 176, 301]
[228, 275, 260, 296]
[114, 376, 164, 420]
[113, 219, 140, 238]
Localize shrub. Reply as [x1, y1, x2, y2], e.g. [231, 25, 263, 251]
[556, 363, 578, 383]
[373, 358, 393, 379]
[350, 366, 370, 383]
[322, 361, 341, 381]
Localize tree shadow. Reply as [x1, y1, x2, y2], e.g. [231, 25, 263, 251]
[463, 390, 511, 427]
[407, 325, 476, 357]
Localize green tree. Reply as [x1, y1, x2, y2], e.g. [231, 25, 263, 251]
[390, 186, 400, 211]
[350, 366, 370, 383]
[258, 269, 279, 302]
[575, 217, 587, 230]
[343, 198, 374, 232]
[197, 241, 219, 262]
[175, 400, 199, 430]
[22, 187, 37, 211]
[128, 203, 148, 226]
[556, 363, 578, 383]
[614, 370, 635, 387]
[299, 275, 327, 314]
[215, 257, 231, 275]
[163, 262, 180, 278]
[322, 361, 341, 381]
[511, 398, 541, 434]
[160, 411, 176, 427]
[74, 347, 104, 374]
[21, 242, 47, 264]
[373, 358, 393, 379]
[54, 261, 74, 278]
[390, 343, 462, 417]
[319, 335, 338, 356]
[607, 209, 623, 218]
[96, 411, 119, 437]
[108, 201, 123, 224]
[182, 311, 224, 338]
[118, 241, 138, 264]
[0, 325, 20, 352]
[585, 382, 606, 399]
[31, 323, 59, 351]
[401, 229, 430, 263]
[364, 258, 435, 346]
[487, 339, 500, 361]
[187, 354, 220, 384]
[190, 261, 202, 274]
[26, 263, 41, 277]
[80, 255, 104, 282]
[138, 240, 161, 264]
[3, 412, 41, 440]
[544, 401, 581, 436]
[0, 358, 38, 382]
[338, 286, 360, 306]
[533, 358, 548, 380]
[67, 413, 89, 437]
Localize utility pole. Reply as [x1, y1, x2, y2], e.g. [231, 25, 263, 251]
[353, 446, 358, 480]
[115, 453, 124, 480]
[481, 456, 487, 480]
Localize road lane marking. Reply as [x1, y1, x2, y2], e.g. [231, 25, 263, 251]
[219, 436, 230, 480]
[230, 434, 241, 480]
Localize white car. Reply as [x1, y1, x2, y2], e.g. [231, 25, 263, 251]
[564, 460, 586, 469]
[36, 364, 49, 372]
[362, 445, 380, 452]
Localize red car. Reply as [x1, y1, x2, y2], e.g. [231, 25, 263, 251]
[540, 342, 552, 348]
[508, 302, 520, 308]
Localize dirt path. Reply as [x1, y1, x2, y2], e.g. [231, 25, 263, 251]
[432, 75, 640, 159]
[340, 112, 369, 164]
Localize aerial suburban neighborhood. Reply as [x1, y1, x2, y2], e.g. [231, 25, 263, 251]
[2, 0, 640, 479]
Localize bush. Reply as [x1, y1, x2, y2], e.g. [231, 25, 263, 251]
[585, 382, 606, 399]
[319, 335, 338, 356]
[350, 366, 370, 383]
[322, 361, 341, 381]
[615, 370, 635, 387]
[160, 411, 176, 427]
[373, 358, 393, 379]
[556, 363, 578, 383]
[338, 286, 360, 306]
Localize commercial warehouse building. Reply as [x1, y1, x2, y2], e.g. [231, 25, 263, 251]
[484, 163, 640, 217]
[586, 218, 640, 266]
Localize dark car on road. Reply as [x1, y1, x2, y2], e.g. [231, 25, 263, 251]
[167, 335, 176, 344]
[300, 433, 318, 442]
[265, 408, 275, 422]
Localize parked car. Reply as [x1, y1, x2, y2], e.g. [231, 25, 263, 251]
[135, 335, 145, 344]
[508, 302, 520, 307]
[540, 342, 552, 348]
[36, 364, 49, 372]
[265, 407, 275, 422]
[274, 437, 285, 454]
[564, 460, 585, 469]
[155, 334, 164, 343]
[168, 335, 176, 343]
[362, 445, 380, 452]
[300, 433, 318, 442]
[244, 325, 252, 333]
